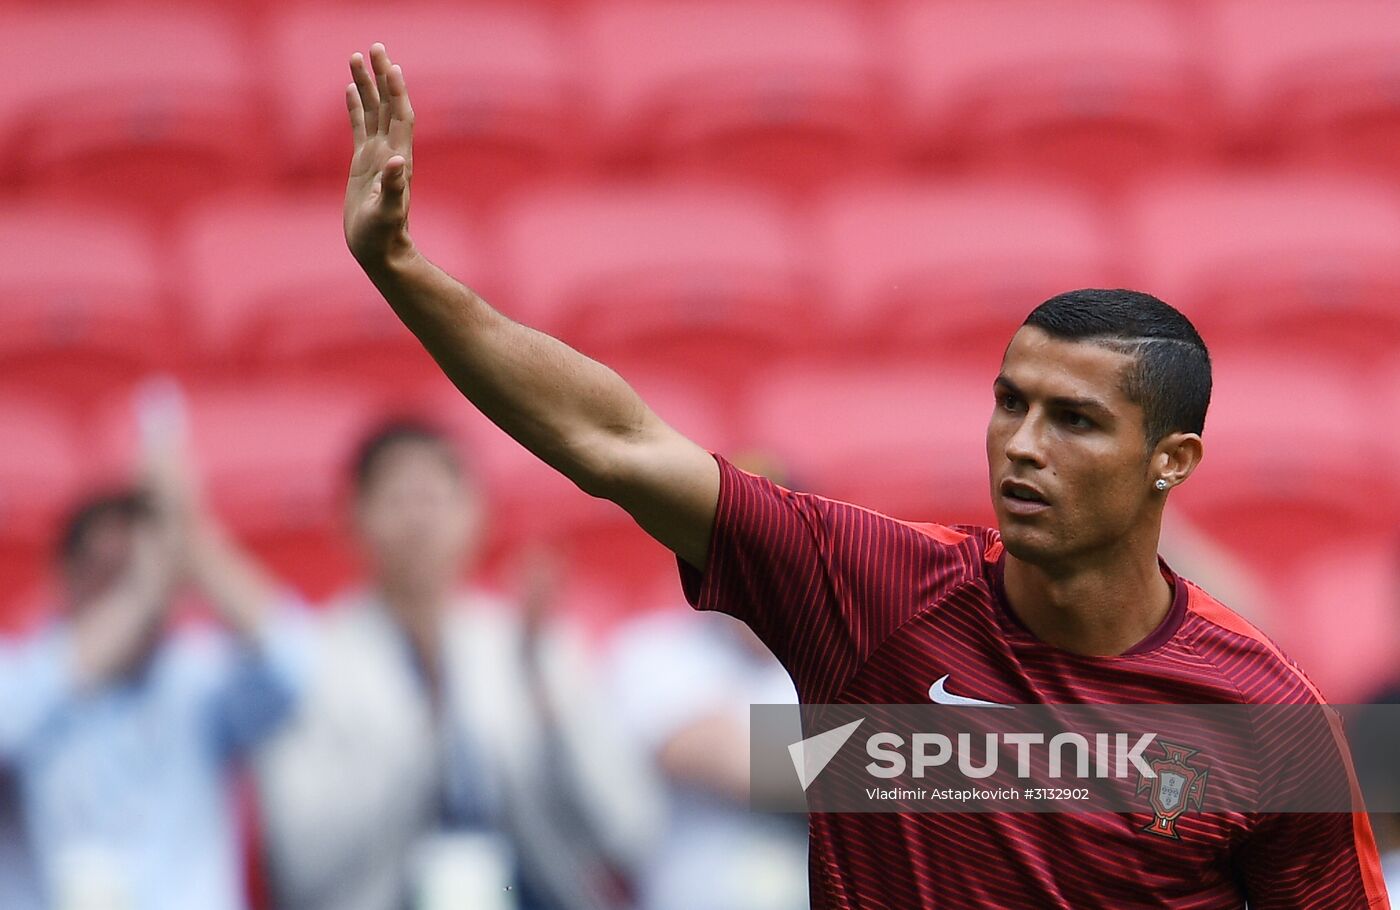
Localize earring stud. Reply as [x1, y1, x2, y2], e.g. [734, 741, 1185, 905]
[1154, 479, 1169, 492]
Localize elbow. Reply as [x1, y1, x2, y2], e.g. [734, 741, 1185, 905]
[571, 452, 623, 501]
[557, 429, 634, 501]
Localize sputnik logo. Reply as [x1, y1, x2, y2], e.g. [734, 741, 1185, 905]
[788, 719, 865, 791]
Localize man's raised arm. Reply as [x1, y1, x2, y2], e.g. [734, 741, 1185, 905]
[342, 44, 719, 570]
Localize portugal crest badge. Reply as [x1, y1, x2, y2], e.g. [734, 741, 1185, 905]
[1135, 741, 1209, 839]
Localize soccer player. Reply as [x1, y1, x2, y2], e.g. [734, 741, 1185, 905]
[341, 44, 1389, 908]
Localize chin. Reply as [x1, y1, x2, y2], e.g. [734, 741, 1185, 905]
[997, 524, 1065, 566]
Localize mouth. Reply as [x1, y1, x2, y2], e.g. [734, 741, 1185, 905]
[999, 479, 1050, 515]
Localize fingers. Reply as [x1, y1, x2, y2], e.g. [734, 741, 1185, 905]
[349, 51, 379, 136]
[384, 63, 415, 147]
[370, 44, 393, 137]
[346, 83, 366, 144]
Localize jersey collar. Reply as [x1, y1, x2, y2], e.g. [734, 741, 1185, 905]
[989, 547, 1189, 658]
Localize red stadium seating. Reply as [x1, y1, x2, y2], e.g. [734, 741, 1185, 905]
[0, 398, 82, 625]
[0, 399, 81, 546]
[1123, 170, 1400, 364]
[1204, 0, 1400, 173]
[578, 0, 890, 189]
[268, 2, 578, 204]
[494, 181, 812, 400]
[13, 9, 258, 217]
[175, 192, 487, 391]
[888, 0, 1209, 184]
[92, 382, 379, 598]
[808, 179, 1121, 364]
[1173, 356, 1387, 573]
[743, 361, 997, 528]
[1274, 541, 1400, 703]
[0, 205, 168, 407]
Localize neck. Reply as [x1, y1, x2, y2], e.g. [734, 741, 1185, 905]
[1001, 533, 1174, 657]
[376, 577, 450, 678]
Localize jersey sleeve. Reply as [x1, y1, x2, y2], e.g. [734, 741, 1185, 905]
[674, 451, 971, 703]
[1237, 705, 1390, 908]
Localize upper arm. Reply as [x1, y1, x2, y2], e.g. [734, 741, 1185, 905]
[598, 416, 721, 572]
[1238, 704, 1390, 908]
[1238, 812, 1388, 908]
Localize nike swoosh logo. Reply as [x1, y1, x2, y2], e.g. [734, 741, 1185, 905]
[928, 674, 1013, 708]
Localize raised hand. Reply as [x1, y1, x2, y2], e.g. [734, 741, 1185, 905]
[344, 43, 416, 268]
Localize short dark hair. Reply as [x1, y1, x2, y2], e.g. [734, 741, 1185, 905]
[57, 489, 152, 565]
[349, 418, 469, 495]
[1021, 289, 1211, 443]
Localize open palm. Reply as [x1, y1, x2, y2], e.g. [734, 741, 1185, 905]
[344, 43, 415, 267]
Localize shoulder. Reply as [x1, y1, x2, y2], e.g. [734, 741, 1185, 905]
[1178, 577, 1329, 706]
[789, 473, 994, 566]
[316, 593, 386, 644]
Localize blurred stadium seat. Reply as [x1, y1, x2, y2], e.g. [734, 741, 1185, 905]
[1124, 170, 1400, 364]
[175, 192, 487, 391]
[1275, 541, 1400, 703]
[1174, 355, 1386, 573]
[495, 181, 812, 400]
[808, 178, 1121, 364]
[15, 8, 258, 217]
[269, 2, 577, 205]
[888, 0, 1209, 184]
[1205, 0, 1400, 173]
[0, 398, 81, 627]
[0, 204, 168, 407]
[578, 0, 890, 189]
[744, 361, 997, 528]
[92, 382, 378, 599]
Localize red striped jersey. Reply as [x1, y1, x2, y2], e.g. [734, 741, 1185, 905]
[675, 452, 1389, 909]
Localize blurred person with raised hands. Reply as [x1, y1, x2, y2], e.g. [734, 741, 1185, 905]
[0, 381, 312, 910]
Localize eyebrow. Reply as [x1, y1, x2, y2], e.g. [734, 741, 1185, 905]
[992, 375, 1115, 418]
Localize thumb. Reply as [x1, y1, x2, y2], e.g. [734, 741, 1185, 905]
[381, 156, 409, 203]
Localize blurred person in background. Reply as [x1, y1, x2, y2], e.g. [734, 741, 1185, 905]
[255, 420, 657, 910]
[607, 450, 807, 910]
[0, 385, 311, 910]
[0, 771, 41, 910]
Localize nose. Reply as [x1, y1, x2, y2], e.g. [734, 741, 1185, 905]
[1004, 410, 1047, 468]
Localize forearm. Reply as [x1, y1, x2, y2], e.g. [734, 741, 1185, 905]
[343, 44, 720, 566]
[365, 245, 657, 494]
[186, 519, 279, 640]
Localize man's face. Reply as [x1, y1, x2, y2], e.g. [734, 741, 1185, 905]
[986, 326, 1158, 566]
[65, 514, 144, 611]
[354, 440, 482, 593]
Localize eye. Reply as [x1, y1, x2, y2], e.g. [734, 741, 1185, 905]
[997, 393, 1022, 412]
[1062, 410, 1094, 429]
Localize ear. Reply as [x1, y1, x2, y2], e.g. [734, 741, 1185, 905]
[1151, 432, 1203, 490]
